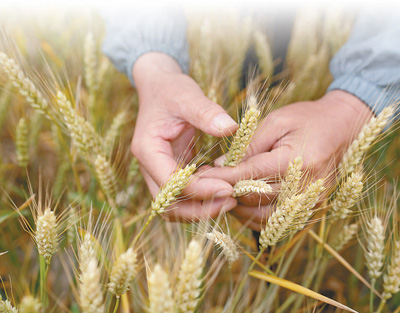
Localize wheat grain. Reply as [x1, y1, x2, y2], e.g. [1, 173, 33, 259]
[35, 207, 57, 264]
[175, 239, 204, 313]
[19, 295, 42, 313]
[382, 241, 400, 300]
[224, 96, 260, 167]
[233, 179, 273, 197]
[16, 117, 29, 167]
[206, 230, 239, 264]
[0, 300, 17, 313]
[331, 223, 358, 251]
[108, 248, 137, 297]
[151, 164, 196, 214]
[330, 172, 364, 220]
[366, 216, 385, 280]
[148, 264, 174, 313]
[338, 105, 395, 175]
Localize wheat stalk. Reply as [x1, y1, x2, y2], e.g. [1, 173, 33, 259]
[330, 171, 364, 220]
[0, 300, 17, 313]
[206, 230, 239, 264]
[151, 164, 196, 215]
[0, 52, 52, 119]
[382, 241, 400, 300]
[366, 216, 385, 280]
[338, 105, 395, 175]
[148, 264, 174, 313]
[108, 248, 137, 298]
[233, 179, 273, 197]
[224, 95, 260, 167]
[19, 295, 42, 313]
[35, 207, 58, 265]
[175, 239, 204, 313]
[331, 223, 358, 251]
[16, 117, 29, 167]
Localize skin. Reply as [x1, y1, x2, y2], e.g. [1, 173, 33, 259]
[132, 52, 373, 229]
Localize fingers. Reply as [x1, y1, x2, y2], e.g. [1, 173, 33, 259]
[161, 197, 237, 222]
[179, 97, 238, 138]
[202, 146, 292, 185]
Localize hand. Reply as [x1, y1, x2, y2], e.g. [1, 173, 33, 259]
[201, 90, 373, 231]
[131, 52, 238, 221]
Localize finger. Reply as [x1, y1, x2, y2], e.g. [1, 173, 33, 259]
[179, 97, 238, 137]
[232, 205, 275, 224]
[236, 183, 280, 206]
[203, 146, 292, 185]
[231, 213, 263, 232]
[161, 197, 237, 222]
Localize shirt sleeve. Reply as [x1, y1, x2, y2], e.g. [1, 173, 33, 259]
[101, 5, 189, 86]
[327, 6, 400, 115]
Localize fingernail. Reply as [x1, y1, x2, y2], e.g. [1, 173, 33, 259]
[214, 155, 226, 167]
[213, 114, 237, 131]
[215, 189, 232, 198]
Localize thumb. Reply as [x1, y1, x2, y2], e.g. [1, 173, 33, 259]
[180, 98, 238, 137]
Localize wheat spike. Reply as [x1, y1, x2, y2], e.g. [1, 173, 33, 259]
[278, 156, 303, 203]
[254, 30, 273, 80]
[35, 207, 58, 264]
[19, 295, 42, 313]
[233, 179, 273, 197]
[382, 241, 400, 300]
[224, 96, 260, 167]
[331, 223, 358, 251]
[338, 105, 395, 175]
[79, 233, 104, 313]
[0, 52, 51, 119]
[365, 216, 385, 280]
[108, 248, 137, 297]
[151, 164, 196, 214]
[95, 155, 117, 202]
[294, 178, 325, 230]
[175, 239, 204, 313]
[0, 85, 12, 130]
[67, 206, 78, 246]
[206, 230, 239, 264]
[16, 117, 29, 167]
[148, 264, 174, 313]
[56, 91, 102, 157]
[104, 111, 128, 152]
[84, 32, 98, 109]
[260, 194, 305, 249]
[330, 171, 364, 220]
[0, 299, 17, 313]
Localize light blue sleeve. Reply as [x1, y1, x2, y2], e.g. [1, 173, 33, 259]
[327, 6, 400, 115]
[101, 5, 189, 86]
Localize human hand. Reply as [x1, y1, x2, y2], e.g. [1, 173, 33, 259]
[201, 90, 373, 231]
[131, 52, 238, 221]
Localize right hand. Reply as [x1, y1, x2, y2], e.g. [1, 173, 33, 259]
[131, 52, 238, 222]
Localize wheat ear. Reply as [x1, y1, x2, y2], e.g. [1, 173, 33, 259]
[104, 111, 128, 151]
[331, 223, 358, 251]
[254, 30, 273, 80]
[278, 156, 303, 203]
[108, 248, 137, 298]
[16, 117, 29, 167]
[224, 95, 260, 167]
[330, 171, 364, 220]
[206, 230, 239, 264]
[0, 52, 52, 119]
[79, 233, 104, 313]
[365, 216, 385, 280]
[233, 179, 273, 197]
[84, 32, 98, 109]
[95, 155, 118, 203]
[151, 164, 196, 214]
[338, 105, 395, 175]
[148, 264, 174, 313]
[382, 241, 400, 300]
[259, 194, 305, 249]
[19, 295, 42, 313]
[35, 207, 58, 265]
[175, 239, 204, 313]
[0, 300, 17, 313]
